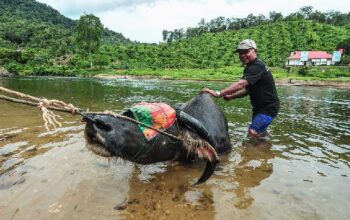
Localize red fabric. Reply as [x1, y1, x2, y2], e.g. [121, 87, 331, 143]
[130, 102, 176, 141]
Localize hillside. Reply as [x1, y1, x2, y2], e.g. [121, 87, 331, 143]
[106, 20, 350, 69]
[0, 0, 75, 28]
[0, 0, 132, 49]
[163, 6, 350, 42]
[0, 1, 349, 77]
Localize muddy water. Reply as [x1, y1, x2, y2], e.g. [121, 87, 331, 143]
[0, 77, 349, 220]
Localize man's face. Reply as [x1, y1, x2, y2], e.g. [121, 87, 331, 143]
[238, 48, 257, 64]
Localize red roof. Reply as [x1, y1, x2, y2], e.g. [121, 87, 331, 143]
[288, 51, 333, 60]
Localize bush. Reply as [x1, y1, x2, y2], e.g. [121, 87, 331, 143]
[297, 66, 309, 76]
[296, 66, 350, 78]
[5, 62, 22, 74]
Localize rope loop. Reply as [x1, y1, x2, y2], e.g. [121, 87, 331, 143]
[0, 86, 74, 131]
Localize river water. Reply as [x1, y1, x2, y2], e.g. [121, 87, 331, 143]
[0, 77, 349, 220]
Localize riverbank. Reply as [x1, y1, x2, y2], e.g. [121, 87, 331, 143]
[275, 79, 350, 88]
[2, 65, 350, 88]
[0, 66, 14, 77]
[88, 65, 350, 88]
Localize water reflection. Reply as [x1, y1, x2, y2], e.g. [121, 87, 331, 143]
[233, 140, 274, 209]
[91, 139, 276, 219]
[214, 139, 275, 210]
[0, 100, 83, 175]
[121, 163, 216, 220]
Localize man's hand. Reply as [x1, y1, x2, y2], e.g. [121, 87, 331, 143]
[223, 88, 249, 101]
[223, 94, 236, 101]
[202, 88, 220, 97]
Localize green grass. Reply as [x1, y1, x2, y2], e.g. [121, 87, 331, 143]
[10, 62, 350, 83]
[86, 65, 350, 83]
[89, 66, 244, 81]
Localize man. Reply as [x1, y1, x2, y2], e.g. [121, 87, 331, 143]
[203, 39, 279, 137]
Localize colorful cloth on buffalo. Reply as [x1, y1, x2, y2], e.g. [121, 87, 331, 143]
[128, 102, 176, 141]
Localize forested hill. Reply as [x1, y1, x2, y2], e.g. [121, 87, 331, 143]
[109, 20, 350, 69]
[162, 6, 350, 43]
[0, 2, 349, 76]
[0, 0, 75, 28]
[0, 0, 132, 46]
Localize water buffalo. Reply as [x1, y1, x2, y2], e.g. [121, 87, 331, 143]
[83, 92, 231, 184]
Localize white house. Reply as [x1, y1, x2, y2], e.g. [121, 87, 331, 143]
[286, 49, 344, 66]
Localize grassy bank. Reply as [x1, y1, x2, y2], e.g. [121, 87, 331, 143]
[3, 64, 350, 83]
[90, 66, 350, 83]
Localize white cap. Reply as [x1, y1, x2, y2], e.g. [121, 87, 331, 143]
[235, 39, 257, 52]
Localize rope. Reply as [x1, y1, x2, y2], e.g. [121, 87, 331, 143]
[0, 86, 182, 141]
[0, 86, 79, 113]
[0, 95, 76, 113]
[0, 86, 79, 130]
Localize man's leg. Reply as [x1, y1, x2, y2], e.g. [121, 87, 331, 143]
[248, 128, 259, 137]
[248, 113, 274, 137]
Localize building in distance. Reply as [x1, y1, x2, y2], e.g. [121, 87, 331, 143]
[286, 49, 344, 66]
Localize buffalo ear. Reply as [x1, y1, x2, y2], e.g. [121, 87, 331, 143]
[180, 133, 219, 162]
[193, 143, 219, 162]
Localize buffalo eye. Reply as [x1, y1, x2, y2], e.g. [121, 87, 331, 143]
[95, 119, 112, 132]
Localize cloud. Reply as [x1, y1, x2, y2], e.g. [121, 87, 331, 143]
[37, 0, 160, 18]
[37, 0, 350, 43]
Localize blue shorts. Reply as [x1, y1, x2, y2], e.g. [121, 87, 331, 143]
[249, 113, 274, 134]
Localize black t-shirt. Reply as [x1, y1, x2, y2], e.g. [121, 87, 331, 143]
[242, 58, 279, 117]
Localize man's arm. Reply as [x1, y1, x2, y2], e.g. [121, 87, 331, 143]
[223, 88, 249, 100]
[201, 79, 249, 98]
[220, 79, 249, 96]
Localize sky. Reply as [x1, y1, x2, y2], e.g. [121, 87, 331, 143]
[37, 0, 350, 43]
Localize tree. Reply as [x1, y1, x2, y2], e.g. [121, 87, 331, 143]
[269, 11, 283, 23]
[309, 10, 326, 23]
[209, 16, 226, 32]
[298, 6, 313, 19]
[197, 18, 209, 34]
[76, 14, 103, 68]
[337, 37, 350, 58]
[162, 30, 168, 41]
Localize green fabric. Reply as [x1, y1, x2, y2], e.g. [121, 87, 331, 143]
[129, 105, 153, 132]
[127, 102, 177, 141]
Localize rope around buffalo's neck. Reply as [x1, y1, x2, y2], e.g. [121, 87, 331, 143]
[0, 86, 182, 141]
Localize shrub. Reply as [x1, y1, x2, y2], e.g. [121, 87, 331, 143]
[298, 66, 309, 76]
